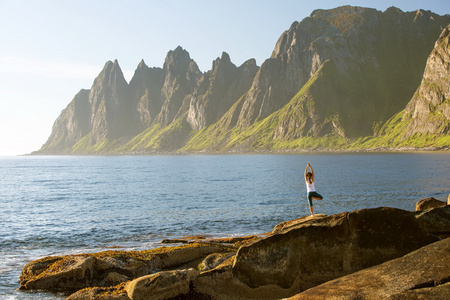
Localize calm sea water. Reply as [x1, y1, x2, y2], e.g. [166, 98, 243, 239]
[0, 153, 449, 299]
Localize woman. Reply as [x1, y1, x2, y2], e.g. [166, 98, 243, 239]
[304, 162, 323, 216]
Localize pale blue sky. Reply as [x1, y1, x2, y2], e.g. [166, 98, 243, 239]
[0, 0, 449, 155]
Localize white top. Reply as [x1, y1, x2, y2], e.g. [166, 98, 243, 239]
[306, 181, 316, 192]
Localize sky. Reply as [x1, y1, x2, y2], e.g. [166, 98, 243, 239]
[0, 0, 449, 156]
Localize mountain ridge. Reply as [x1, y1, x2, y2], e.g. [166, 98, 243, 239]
[34, 6, 450, 154]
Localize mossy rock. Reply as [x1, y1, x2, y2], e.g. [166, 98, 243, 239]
[19, 242, 234, 294]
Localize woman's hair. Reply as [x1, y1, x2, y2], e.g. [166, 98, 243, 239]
[306, 172, 312, 180]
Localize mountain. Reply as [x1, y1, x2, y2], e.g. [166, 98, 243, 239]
[34, 6, 450, 154]
[357, 24, 450, 149]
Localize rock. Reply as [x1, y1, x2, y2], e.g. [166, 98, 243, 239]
[273, 214, 327, 233]
[19, 243, 232, 294]
[193, 259, 266, 300]
[161, 238, 190, 244]
[125, 268, 198, 300]
[19, 255, 95, 293]
[67, 285, 130, 300]
[387, 283, 450, 299]
[288, 238, 450, 299]
[415, 205, 450, 237]
[415, 197, 447, 211]
[103, 272, 130, 286]
[199, 252, 235, 272]
[227, 207, 438, 299]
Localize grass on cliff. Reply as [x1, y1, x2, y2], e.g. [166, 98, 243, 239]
[71, 133, 120, 154]
[349, 110, 450, 149]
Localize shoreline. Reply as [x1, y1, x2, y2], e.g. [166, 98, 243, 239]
[24, 146, 450, 156]
[17, 201, 450, 300]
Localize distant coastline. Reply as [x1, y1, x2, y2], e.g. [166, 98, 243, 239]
[28, 146, 450, 156]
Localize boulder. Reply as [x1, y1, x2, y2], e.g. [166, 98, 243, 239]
[415, 197, 446, 211]
[103, 272, 130, 286]
[193, 260, 274, 300]
[225, 207, 439, 299]
[67, 286, 130, 300]
[19, 255, 95, 292]
[199, 252, 235, 272]
[415, 205, 450, 237]
[288, 238, 450, 299]
[125, 268, 198, 300]
[19, 243, 231, 294]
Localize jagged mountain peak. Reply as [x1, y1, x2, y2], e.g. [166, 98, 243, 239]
[163, 46, 199, 77]
[165, 46, 190, 62]
[220, 51, 231, 63]
[137, 59, 148, 69]
[384, 6, 403, 14]
[35, 6, 450, 154]
[94, 59, 126, 86]
[211, 51, 234, 72]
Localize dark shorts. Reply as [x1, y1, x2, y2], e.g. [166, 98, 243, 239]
[307, 191, 323, 207]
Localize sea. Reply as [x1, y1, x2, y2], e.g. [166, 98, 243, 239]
[0, 153, 449, 299]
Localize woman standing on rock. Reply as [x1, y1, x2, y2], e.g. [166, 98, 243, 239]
[305, 162, 323, 216]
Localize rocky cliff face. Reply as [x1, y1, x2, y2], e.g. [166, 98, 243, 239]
[128, 60, 165, 131]
[39, 89, 90, 153]
[34, 6, 450, 154]
[403, 24, 450, 137]
[187, 52, 258, 130]
[88, 60, 131, 143]
[156, 46, 202, 126]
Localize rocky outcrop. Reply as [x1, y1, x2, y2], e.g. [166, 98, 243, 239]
[415, 205, 450, 237]
[19, 243, 232, 294]
[222, 207, 438, 299]
[288, 237, 450, 299]
[19, 205, 450, 299]
[415, 196, 447, 211]
[125, 268, 198, 300]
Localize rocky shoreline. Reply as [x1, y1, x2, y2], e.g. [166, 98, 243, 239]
[19, 198, 450, 300]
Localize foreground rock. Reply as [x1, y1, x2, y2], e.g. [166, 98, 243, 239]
[288, 237, 450, 299]
[192, 207, 440, 299]
[415, 205, 450, 238]
[415, 196, 447, 211]
[19, 206, 450, 299]
[19, 243, 233, 294]
[125, 268, 198, 300]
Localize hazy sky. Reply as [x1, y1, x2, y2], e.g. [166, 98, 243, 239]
[1, 0, 449, 155]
